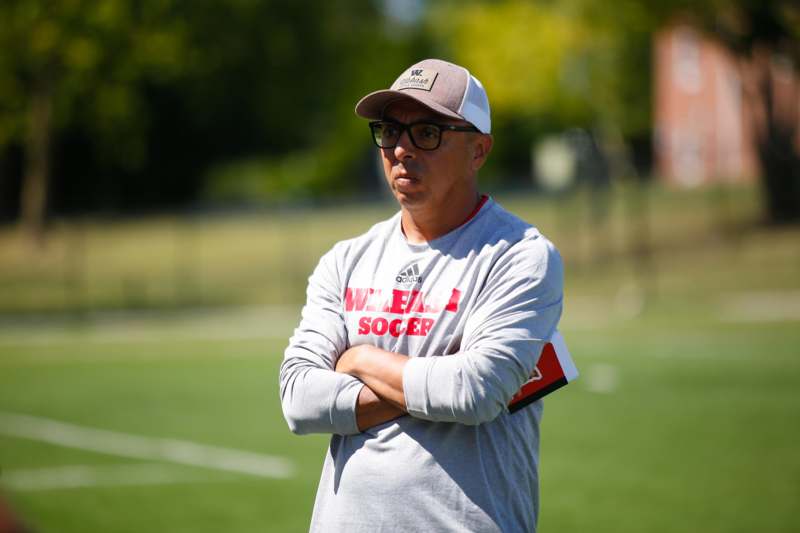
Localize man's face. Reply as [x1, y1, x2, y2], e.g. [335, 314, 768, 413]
[379, 100, 484, 213]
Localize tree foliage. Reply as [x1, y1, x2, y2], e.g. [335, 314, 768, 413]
[0, 0, 191, 238]
[425, 0, 654, 180]
[429, 0, 799, 222]
[0, 0, 422, 231]
[1, 0, 796, 227]
[431, 2, 589, 120]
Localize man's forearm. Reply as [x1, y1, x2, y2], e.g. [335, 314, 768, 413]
[336, 345, 409, 410]
[354, 385, 405, 431]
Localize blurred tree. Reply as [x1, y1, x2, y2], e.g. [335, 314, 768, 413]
[578, 0, 800, 223]
[183, 0, 423, 204]
[0, 1, 425, 225]
[428, 0, 582, 182]
[430, 1, 588, 120]
[695, 0, 800, 224]
[0, 0, 190, 243]
[426, 0, 653, 182]
[432, 0, 800, 223]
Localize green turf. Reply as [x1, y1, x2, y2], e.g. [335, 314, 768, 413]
[540, 321, 800, 533]
[2, 320, 798, 532]
[0, 337, 330, 532]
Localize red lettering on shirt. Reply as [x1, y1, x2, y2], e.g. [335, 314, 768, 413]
[348, 287, 461, 315]
[389, 319, 405, 337]
[372, 317, 389, 335]
[365, 288, 381, 312]
[406, 290, 424, 313]
[420, 318, 434, 336]
[444, 288, 461, 312]
[345, 288, 370, 312]
[354, 315, 438, 337]
[346, 286, 459, 338]
[390, 289, 410, 314]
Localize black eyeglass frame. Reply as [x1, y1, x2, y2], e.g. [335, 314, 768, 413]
[369, 120, 480, 151]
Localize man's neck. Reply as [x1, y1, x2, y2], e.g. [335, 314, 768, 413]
[401, 193, 485, 244]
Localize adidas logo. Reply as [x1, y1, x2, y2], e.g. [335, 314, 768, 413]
[396, 262, 423, 285]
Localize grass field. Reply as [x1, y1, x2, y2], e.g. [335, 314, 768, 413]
[1, 184, 799, 532]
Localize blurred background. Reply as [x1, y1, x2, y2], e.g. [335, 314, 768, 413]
[0, 0, 798, 532]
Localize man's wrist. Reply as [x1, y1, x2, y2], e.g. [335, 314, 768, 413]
[355, 384, 405, 431]
[336, 344, 408, 409]
[336, 344, 367, 376]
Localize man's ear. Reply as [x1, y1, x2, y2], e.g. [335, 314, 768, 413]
[471, 134, 493, 172]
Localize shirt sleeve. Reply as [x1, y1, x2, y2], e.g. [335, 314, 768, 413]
[279, 246, 363, 435]
[402, 236, 563, 425]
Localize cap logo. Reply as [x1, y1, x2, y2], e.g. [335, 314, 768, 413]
[395, 69, 438, 92]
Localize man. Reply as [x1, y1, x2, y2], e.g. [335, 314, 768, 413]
[279, 58, 563, 532]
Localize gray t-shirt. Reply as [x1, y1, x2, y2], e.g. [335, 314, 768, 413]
[280, 197, 563, 532]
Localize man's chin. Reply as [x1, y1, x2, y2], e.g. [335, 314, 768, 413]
[394, 190, 428, 209]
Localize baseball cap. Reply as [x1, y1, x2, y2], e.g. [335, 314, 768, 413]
[355, 58, 491, 134]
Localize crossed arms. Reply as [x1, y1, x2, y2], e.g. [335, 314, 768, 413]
[279, 238, 564, 435]
[335, 345, 408, 430]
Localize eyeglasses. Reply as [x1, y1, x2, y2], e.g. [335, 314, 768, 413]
[369, 120, 479, 151]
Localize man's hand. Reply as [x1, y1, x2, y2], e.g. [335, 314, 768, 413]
[352, 385, 405, 431]
[336, 345, 410, 430]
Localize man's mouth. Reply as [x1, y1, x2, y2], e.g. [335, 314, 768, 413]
[394, 176, 421, 191]
[394, 168, 419, 182]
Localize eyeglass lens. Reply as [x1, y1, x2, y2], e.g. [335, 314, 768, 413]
[372, 122, 441, 150]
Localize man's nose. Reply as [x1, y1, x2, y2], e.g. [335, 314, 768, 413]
[393, 128, 416, 160]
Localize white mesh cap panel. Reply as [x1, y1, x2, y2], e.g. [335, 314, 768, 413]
[457, 72, 491, 133]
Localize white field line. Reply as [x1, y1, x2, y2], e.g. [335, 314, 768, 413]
[0, 412, 294, 479]
[1, 463, 237, 491]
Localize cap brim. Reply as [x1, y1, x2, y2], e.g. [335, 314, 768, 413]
[355, 89, 464, 122]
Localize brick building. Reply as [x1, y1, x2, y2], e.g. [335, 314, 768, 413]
[653, 23, 799, 187]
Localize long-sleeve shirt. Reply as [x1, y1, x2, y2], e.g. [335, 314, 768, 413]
[279, 197, 563, 532]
